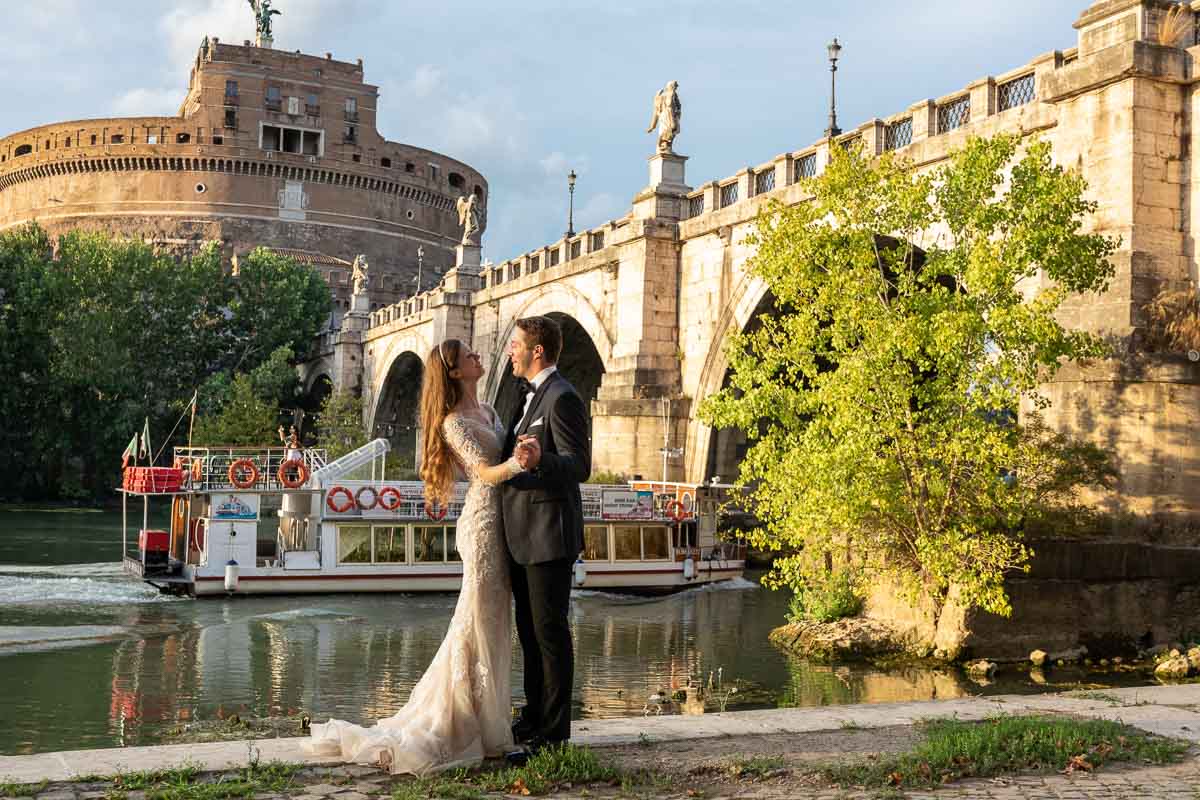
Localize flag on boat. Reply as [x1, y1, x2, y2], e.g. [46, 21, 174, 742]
[121, 433, 138, 469]
[139, 418, 151, 461]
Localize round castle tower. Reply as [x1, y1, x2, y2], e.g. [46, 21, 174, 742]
[0, 36, 487, 315]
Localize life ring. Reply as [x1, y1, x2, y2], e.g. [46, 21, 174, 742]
[172, 496, 187, 532]
[228, 459, 259, 489]
[355, 486, 379, 511]
[378, 486, 403, 511]
[425, 501, 448, 521]
[277, 458, 310, 489]
[191, 458, 204, 483]
[666, 500, 687, 522]
[326, 486, 354, 513]
[174, 457, 190, 488]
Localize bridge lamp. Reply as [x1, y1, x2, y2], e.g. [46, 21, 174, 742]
[566, 170, 577, 239]
[826, 37, 842, 139]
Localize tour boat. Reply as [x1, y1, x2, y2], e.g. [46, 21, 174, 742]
[118, 439, 747, 597]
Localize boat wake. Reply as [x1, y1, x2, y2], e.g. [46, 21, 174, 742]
[0, 561, 126, 578]
[0, 625, 127, 653]
[571, 576, 760, 603]
[0, 572, 169, 606]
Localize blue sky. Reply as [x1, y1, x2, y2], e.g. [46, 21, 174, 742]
[2, 0, 1090, 265]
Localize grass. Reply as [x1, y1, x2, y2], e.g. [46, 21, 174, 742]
[73, 761, 304, 800]
[391, 743, 620, 798]
[819, 715, 1190, 790]
[0, 780, 48, 797]
[724, 756, 787, 779]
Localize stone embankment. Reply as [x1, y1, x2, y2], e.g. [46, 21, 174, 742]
[2, 686, 1200, 799]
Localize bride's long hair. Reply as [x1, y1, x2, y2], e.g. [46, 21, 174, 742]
[419, 338, 465, 508]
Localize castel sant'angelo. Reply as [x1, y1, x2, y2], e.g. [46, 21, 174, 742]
[0, 13, 485, 314]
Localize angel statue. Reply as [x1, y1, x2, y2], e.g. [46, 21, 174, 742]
[248, 0, 281, 40]
[456, 193, 484, 246]
[646, 80, 682, 154]
[351, 254, 370, 296]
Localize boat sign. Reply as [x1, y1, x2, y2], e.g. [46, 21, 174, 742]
[601, 489, 654, 520]
[212, 494, 258, 520]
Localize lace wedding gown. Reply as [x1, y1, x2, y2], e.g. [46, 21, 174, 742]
[307, 408, 518, 775]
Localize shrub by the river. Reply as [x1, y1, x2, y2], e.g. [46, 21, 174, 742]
[787, 569, 863, 623]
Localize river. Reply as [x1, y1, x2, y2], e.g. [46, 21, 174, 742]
[0, 508, 1154, 756]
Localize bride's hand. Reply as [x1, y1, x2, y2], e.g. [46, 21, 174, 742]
[515, 435, 541, 470]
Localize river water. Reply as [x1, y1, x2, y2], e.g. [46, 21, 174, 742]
[0, 508, 1155, 756]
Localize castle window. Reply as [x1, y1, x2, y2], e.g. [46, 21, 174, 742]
[110, 134, 125, 144]
[45, 139, 50, 149]
[352, 154, 361, 163]
[90, 134, 97, 146]
[344, 125, 357, 144]
[306, 93, 319, 115]
[147, 133, 158, 145]
[344, 97, 358, 121]
[428, 163, 440, 181]
[448, 172, 464, 189]
[177, 133, 191, 144]
[65, 138, 72, 148]
[224, 108, 237, 129]
[225, 80, 238, 99]
[405, 162, 415, 174]
[212, 129, 224, 146]
[381, 157, 392, 168]
[473, 184, 484, 198]
[14, 144, 32, 157]
[265, 86, 282, 111]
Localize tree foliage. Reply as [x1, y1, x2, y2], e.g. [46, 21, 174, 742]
[0, 228, 331, 500]
[700, 135, 1119, 617]
[315, 389, 367, 461]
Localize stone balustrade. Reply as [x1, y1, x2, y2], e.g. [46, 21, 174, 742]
[480, 217, 628, 291]
[680, 49, 1066, 219]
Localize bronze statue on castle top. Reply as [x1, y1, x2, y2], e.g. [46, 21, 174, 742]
[248, 0, 281, 40]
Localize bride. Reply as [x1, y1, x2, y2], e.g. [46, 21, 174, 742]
[306, 338, 529, 775]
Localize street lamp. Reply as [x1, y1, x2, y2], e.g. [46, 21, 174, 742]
[566, 170, 577, 238]
[414, 246, 425, 294]
[825, 37, 842, 139]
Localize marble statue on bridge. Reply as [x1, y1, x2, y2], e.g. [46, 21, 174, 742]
[456, 193, 484, 246]
[647, 80, 681, 154]
[351, 254, 370, 296]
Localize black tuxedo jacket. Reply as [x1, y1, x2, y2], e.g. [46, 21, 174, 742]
[501, 371, 591, 565]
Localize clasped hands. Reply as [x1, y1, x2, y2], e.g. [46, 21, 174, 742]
[515, 434, 541, 471]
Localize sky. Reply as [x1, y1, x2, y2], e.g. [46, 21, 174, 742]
[1, 0, 1091, 265]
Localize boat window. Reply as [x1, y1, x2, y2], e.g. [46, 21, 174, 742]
[446, 526, 461, 562]
[584, 526, 609, 561]
[413, 525, 445, 562]
[642, 526, 670, 560]
[373, 526, 406, 563]
[337, 525, 371, 563]
[614, 525, 641, 560]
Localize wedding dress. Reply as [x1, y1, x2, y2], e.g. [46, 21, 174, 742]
[307, 407, 520, 775]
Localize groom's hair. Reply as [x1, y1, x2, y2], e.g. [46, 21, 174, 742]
[516, 316, 562, 363]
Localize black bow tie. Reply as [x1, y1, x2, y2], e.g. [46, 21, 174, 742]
[514, 378, 533, 396]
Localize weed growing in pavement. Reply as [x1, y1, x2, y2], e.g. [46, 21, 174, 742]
[0, 780, 48, 798]
[390, 743, 620, 798]
[723, 756, 787, 779]
[818, 714, 1189, 790]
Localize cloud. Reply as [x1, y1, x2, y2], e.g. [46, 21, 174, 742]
[111, 88, 186, 117]
[406, 65, 444, 99]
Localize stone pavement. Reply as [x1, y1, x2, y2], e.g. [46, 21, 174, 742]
[0, 684, 1198, 798]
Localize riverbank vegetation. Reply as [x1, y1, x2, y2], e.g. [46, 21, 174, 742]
[0, 225, 331, 501]
[700, 134, 1119, 628]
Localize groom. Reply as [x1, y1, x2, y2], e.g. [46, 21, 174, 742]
[502, 316, 591, 759]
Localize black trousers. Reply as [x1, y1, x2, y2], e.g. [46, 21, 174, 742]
[510, 555, 574, 742]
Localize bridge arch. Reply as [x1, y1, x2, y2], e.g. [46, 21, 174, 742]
[368, 331, 434, 472]
[299, 371, 334, 444]
[684, 272, 774, 482]
[485, 285, 613, 423]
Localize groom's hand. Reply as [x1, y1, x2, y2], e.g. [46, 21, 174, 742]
[516, 435, 542, 471]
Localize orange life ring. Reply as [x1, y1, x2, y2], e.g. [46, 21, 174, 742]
[666, 500, 687, 522]
[191, 458, 204, 482]
[425, 501, 448, 521]
[326, 486, 354, 513]
[228, 458, 259, 489]
[277, 458, 310, 489]
[356, 486, 379, 511]
[378, 486, 403, 511]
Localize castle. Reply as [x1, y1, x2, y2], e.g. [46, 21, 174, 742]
[0, 34, 485, 317]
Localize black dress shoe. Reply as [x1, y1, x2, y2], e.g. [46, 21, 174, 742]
[511, 719, 536, 744]
[504, 747, 532, 767]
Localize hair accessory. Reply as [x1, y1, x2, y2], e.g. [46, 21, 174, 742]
[438, 341, 453, 371]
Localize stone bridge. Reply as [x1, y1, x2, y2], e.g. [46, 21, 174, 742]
[303, 0, 1200, 517]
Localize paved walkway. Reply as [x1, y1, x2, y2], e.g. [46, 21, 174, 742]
[1, 684, 1198, 797]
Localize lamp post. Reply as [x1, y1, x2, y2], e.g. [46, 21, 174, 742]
[414, 246, 425, 294]
[566, 170, 577, 238]
[825, 37, 842, 139]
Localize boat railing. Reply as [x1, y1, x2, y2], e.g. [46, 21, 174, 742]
[173, 446, 328, 493]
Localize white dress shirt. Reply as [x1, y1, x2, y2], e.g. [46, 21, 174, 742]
[518, 365, 557, 429]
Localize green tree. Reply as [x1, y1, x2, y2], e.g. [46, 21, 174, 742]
[701, 135, 1118, 619]
[192, 373, 281, 445]
[315, 389, 367, 460]
[224, 247, 332, 374]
